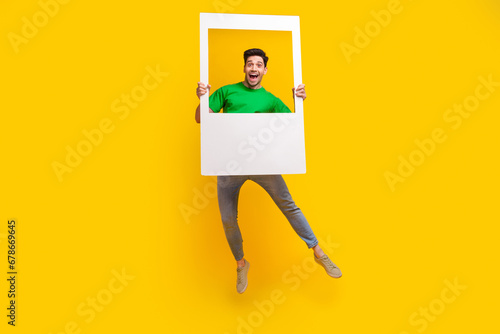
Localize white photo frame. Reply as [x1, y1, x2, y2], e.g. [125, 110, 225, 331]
[200, 13, 306, 176]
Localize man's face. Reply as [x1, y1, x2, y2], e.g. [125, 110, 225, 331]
[243, 55, 267, 89]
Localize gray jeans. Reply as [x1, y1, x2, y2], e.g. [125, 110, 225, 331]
[217, 175, 318, 261]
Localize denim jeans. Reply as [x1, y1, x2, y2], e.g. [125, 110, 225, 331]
[217, 175, 318, 261]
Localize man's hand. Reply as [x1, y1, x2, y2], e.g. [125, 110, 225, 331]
[292, 84, 306, 100]
[197, 82, 211, 99]
[195, 82, 212, 123]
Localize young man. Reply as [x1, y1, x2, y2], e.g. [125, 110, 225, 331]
[195, 48, 341, 294]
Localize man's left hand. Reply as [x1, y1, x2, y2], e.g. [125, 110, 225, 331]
[293, 84, 306, 100]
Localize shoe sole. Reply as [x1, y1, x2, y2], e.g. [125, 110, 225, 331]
[237, 282, 248, 294]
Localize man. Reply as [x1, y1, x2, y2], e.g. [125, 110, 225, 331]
[195, 48, 341, 294]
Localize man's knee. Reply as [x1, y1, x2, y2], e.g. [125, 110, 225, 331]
[280, 199, 300, 215]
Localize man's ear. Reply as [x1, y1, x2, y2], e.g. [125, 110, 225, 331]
[263, 67, 268, 75]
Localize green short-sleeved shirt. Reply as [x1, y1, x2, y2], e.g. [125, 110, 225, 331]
[209, 82, 291, 113]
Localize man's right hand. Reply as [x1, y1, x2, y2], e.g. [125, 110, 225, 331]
[197, 82, 211, 99]
[195, 82, 212, 123]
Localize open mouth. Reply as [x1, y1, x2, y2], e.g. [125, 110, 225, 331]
[249, 73, 259, 80]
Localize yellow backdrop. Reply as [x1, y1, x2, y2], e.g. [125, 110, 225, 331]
[1, 0, 499, 333]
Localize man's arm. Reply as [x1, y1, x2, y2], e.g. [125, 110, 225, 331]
[195, 82, 213, 124]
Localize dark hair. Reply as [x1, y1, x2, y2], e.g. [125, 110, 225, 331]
[243, 48, 268, 67]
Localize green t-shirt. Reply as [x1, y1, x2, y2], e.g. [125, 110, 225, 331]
[209, 82, 291, 113]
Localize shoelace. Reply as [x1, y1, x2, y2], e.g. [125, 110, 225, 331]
[320, 256, 336, 270]
[236, 270, 243, 284]
[325, 261, 337, 270]
[237, 268, 245, 284]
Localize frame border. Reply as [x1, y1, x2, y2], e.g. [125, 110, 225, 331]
[199, 13, 306, 176]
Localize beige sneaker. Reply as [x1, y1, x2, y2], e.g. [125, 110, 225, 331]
[236, 259, 250, 294]
[314, 254, 342, 278]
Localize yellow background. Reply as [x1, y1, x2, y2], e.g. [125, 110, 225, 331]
[1, 0, 499, 333]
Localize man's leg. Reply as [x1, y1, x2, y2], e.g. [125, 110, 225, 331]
[250, 175, 342, 278]
[217, 175, 247, 262]
[217, 175, 251, 292]
[251, 175, 318, 248]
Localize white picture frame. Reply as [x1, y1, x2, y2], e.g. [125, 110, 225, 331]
[200, 13, 306, 176]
